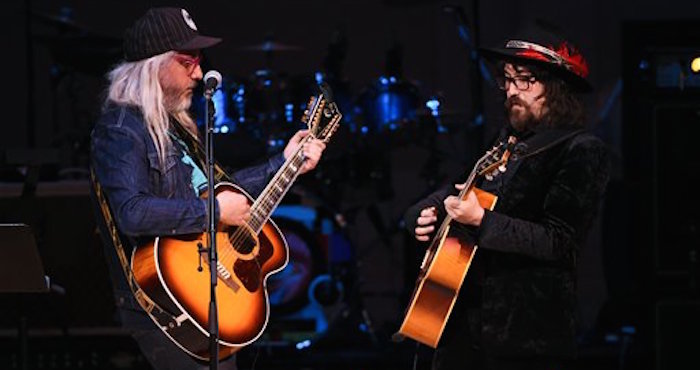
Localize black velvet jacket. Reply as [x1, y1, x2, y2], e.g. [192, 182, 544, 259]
[404, 125, 610, 358]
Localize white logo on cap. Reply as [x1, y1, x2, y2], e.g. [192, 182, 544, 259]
[181, 9, 198, 31]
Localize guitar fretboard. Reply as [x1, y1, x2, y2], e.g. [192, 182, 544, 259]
[429, 138, 512, 246]
[248, 141, 309, 233]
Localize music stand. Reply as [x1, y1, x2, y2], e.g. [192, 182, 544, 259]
[0, 224, 49, 293]
[0, 224, 50, 370]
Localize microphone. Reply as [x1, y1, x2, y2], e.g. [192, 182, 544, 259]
[203, 70, 222, 97]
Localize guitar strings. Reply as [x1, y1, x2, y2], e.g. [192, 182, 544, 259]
[216, 135, 311, 268]
[429, 141, 508, 247]
[227, 138, 307, 245]
[213, 101, 338, 273]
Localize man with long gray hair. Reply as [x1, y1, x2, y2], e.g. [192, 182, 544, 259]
[90, 7, 326, 370]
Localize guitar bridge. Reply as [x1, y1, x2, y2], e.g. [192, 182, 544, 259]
[198, 247, 240, 293]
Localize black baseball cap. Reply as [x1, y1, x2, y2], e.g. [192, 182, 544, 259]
[123, 7, 221, 62]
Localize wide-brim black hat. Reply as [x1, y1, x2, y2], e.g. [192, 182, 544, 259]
[124, 7, 222, 62]
[480, 21, 592, 92]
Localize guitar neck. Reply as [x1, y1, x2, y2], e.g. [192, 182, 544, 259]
[430, 170, 478, 245]
[430, 137, 512, 243]
[248, 137, 311, 233]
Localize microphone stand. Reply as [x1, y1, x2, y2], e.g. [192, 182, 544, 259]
[444, 2, 494, 89]
[444, 2, 491, 151]
[204, 87, 219, 370]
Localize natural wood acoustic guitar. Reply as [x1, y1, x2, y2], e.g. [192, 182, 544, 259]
[396, 137, 516, 348]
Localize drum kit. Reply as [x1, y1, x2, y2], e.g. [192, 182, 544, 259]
[190, 38, 448, 147]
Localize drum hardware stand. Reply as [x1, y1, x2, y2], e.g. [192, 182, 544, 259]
[289, 195, 379, 351]
[305, 246, 380, 350]
[443, 2, 490, 150]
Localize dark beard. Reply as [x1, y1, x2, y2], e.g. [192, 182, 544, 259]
[505, 97, 538, 132]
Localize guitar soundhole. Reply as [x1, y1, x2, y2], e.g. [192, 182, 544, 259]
[229, 227, 257, 255]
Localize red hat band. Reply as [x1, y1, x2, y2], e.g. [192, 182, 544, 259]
[506, 40, 589, 79]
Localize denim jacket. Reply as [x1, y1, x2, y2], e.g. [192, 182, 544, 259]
[90, 104, 284, 242]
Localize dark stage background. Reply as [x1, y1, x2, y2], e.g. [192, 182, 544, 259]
[2, 0, 700, 369]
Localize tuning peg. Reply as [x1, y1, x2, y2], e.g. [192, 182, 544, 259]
[323, 107, 333, 118]
[498, 164, 507, 173]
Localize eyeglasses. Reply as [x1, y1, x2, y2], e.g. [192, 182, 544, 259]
[496, 74, 537, 91]
[173, 54, 201, 75]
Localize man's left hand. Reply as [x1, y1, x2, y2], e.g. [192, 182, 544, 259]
[443, 183, 485, 226]
[283, 130, 327, 174]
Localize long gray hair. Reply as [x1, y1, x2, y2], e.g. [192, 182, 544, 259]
[105, 51, 198, 165]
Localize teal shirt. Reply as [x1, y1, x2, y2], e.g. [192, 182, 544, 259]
[169, 132, 208, 196]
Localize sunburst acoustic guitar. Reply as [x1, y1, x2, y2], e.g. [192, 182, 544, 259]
[131, 84, 342, 360]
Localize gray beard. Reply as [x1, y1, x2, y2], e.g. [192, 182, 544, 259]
[164, 92, 192, 115]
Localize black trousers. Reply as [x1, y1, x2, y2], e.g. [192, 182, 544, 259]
[119, 308, 238, 370]
[431, 308, 562, 370]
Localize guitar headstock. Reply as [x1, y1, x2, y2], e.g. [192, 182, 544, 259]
[476, 136, 517, 181]
[301, 82, 343, 143]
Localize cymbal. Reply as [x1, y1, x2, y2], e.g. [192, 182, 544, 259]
[33, 32, 122, 55]
[33, 34, 122, 75]
[31, 10, 88, 32]
[238, 41, 303, 52]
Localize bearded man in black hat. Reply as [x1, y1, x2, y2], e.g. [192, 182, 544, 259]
[90, 7, 326, 370]
[403, 23, 610, 370]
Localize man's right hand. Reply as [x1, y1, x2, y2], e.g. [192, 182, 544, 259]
[414, 206, 438, 242]
[216, 190, 251, 226]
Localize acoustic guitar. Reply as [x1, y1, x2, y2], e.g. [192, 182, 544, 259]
[396, 137, 516, 348]
[130, 84, 342, 360]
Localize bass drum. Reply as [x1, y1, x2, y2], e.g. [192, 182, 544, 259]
[353, 77, 421, 133]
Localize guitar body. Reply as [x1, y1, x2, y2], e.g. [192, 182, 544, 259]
[131, 182, 288, 360]
[398, 187, 497, 348]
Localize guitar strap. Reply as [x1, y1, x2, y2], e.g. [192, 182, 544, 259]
[478, 128, 586, 202]
[90, 169, 168, 319]
[513, 128, 586, 161]
[171, 120, 230, 183]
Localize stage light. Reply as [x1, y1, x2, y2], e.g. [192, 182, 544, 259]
[638, 59, 650, 71]
[295, 339, 311, 350]
[691, 56, 700, 74]
[285, 103, 294, 123]
[425, 98, 440, 115]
